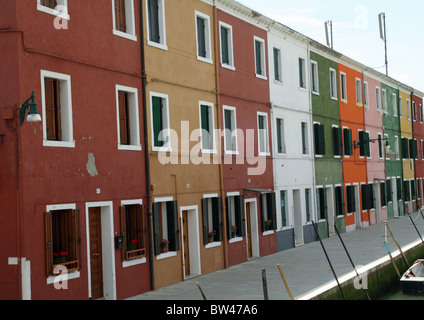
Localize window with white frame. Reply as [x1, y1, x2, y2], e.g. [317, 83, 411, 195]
[199, 102, 215, 152]
[257, 112, 269, 155]
[116, 85, 141, 150]
[330, 68, 337, 99]
[273, 47, 282, 82]
[219, 22, 234, 69]
[112, 0, 137, 41]
[420, 104, 423, 123]
[392, 93, 398, 116]
[412, 101, 417, 121]
[364, 82, 369, 109]
[407, 99, 411, 120]
[223, 106, 237, 154]
[356, 78, 362, 106]
[37, 0, 70, 20]
[340, 72, 347, 102]
[301, 122, 309, 155]
[399, 96, 403, 118]
[146, 0, 167, 49]
[150, 92, 171, 151]
[376, 87, 381, 111]
[41, 70, 74, 148]
[152, 199, 179, 255]
[196, 11, 212, 63]
[394, 135, 399, 159]
[311, 61, 319, 94]
[299, 58, 306, 89]
[254, 37, 266, 79]
[276, 118, 286, 154]
[382, 89, 387, 112]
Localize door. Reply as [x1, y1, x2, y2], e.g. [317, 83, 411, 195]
[246, 204, 253, 258]
[326, 187, 335, 236]
[182, 210, 190, 276]
[293, 190, 303, 246]
[89, 207, 103, 299]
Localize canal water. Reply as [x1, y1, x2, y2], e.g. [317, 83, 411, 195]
[379, 286, 424, 300]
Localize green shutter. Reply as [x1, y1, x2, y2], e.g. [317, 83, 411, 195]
[277, 119, 282, 153]
[333, 127, 342, 156]
[197, 17, 206, 57]
[344, 129, 352, 156]
[152, 202, 161, 255]
[201, 198, 209, 245]
[167, 201, 179, 251]
[381, 182, 387, 207]
[152, 96, 163, 147]
[401, 138, 409, 159]
[148, 0, 160, 43]
[267, 192, 277, 230]
[364, 132, 371, 157]
[235, 195, 245, 237]
[212, 197, 222, 241]
[397, 178, 402, 201]
[201, 105, 210, 150]
[221, 27, 229, 65]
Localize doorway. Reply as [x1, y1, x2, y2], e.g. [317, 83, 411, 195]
[293, 189, 303, 246]
[85, 202, 116, 300]
[326, 186, 335, 236]
[180, 206, 201, 279]
[245, 199, 259, 258]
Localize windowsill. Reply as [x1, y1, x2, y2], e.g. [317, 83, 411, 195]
[123, 257, 147, 268]
[255, 74, 268, 81]
[147, 40, 168, 51]
[205, 241, 221, 249]
[37, 4, 70, 20]
[273, 79, 283, 86]
[156, 251, 177, 260]
[113, 29, 137, 42]
[298, 87, 307, 92]
[341, 99, 348, 104]
[312, 91, 320, 96]
[262, 230, 274, 236]
[152, 146, 172, 153]
[201, 149, 217, 154]
[331, 96, 338, 101]
[229, 236, 243, 243]
[47, 270, 80, 285]
[118, 144, 142, 151]
[225, 150, 239, 156]
[43, 140, 75, 148]
[258, 152, 271, 157]
[197, 56, 213, 64]
[221, 63, 235, 71]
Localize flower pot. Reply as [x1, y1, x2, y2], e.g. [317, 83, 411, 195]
[161, 246, 168, 254]
[208, 237, 214, 243]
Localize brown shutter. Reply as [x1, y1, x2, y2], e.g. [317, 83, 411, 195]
[115, 0, 127, 32]
[141, 205, 147, 251]
[45, 211, 53, 277]
[120, 206, 127, 261]
[73, 209, 81, 269]
[44, 78, 61, 141]
[118, 91, 129, 145]
[54, 79, 62, 141]
[135, 205, 143, 249]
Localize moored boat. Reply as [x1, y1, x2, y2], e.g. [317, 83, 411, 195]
[401, 259, 424, 294]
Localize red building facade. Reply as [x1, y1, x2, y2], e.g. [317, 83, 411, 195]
[216, 6, 276, 267]
[413, 94, 424, 209]
[0, 1, 150, 299]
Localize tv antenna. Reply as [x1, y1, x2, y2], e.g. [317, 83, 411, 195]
[378, 13, 388, 76]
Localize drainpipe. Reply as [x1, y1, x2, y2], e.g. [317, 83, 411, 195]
[139, 0, 154, 290]
[411, 91, 418, 212]
[212, 0, 228, 269]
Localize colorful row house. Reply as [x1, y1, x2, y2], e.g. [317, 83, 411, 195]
[1, 0, 423, 300]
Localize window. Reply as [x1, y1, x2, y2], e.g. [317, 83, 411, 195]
[413, 101, 417, 121]
[343, 128, 353, 156]
[407, 99, 411, 120]
[223, 106, 237, 154]
[152, 200, 179, 255]
[393, 93, 398, 117]
[356, 78, 362, 106]
[45, 206, 81, 276]
[120, 202, 146, 261]
[382, 89, 387, 112]
[257, 113, 269, 155]
[112, 0, 137, 41]
[386, 179, 393, 203]
[299, 58, 306, 89]
[280, 191, 288, 228]
[421, 140, 424, 159]
[378, 133, 383, 159]
[403, 180, 411, 202]
[335, 186, 344, 217]
[364, 82, 369, 109]
[316, 188, 326, 220]
[260, 193, 276, 232]
[376, 87, 381, 111]
[273, 47, 282, 82]
[37, 0, 70, 19]
[301, 122, 309, 155]
[311, 61, 319, 94]
[220, 22, 234, 69]
[358, 130, 370, 157]
[330, 68, 337, 99]
[401, 138, 409, 159]
[332, 126, 342, 157]
[146, 0, 167, 49]
[276, 118, 286, 154]
[150, 92, 170, 151]
[41, 70, 74, 148]
[254, 37, 266, 79]
[340, 72, 347, 102]
[409, 139, 418, 159]
[361, 184, 374, 210]
[394, 136, 400, 159]
[420, 104, 424, 123]
[116, 85, 141, 150]
[380, 182, 387, 207]
[227, 195, 245, 239]
[199, 102, 215, 152]
[314, 123, 325, 156]
[201, 196, 222, 245]
[396, 178, 402, 201]
[305, 189, 311, 222]
[196, 12, 212, 63]
[399, 96, 403, 118]
[384, 134, 389, 159]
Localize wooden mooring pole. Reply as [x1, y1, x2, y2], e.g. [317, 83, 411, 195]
[277, 264, 294, 300]
[384, 241, 401, 278]
[408, 213, 424, 244]
[262, 269, 269, 300]
[312, 221, 346, 300]
[196, 282, 207, 300]
[384, 221, 410, 268]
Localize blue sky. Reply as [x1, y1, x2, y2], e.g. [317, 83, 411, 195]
[236, 0, 424, 93]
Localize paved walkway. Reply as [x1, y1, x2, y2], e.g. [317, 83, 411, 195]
[128, 212, 424, 300]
